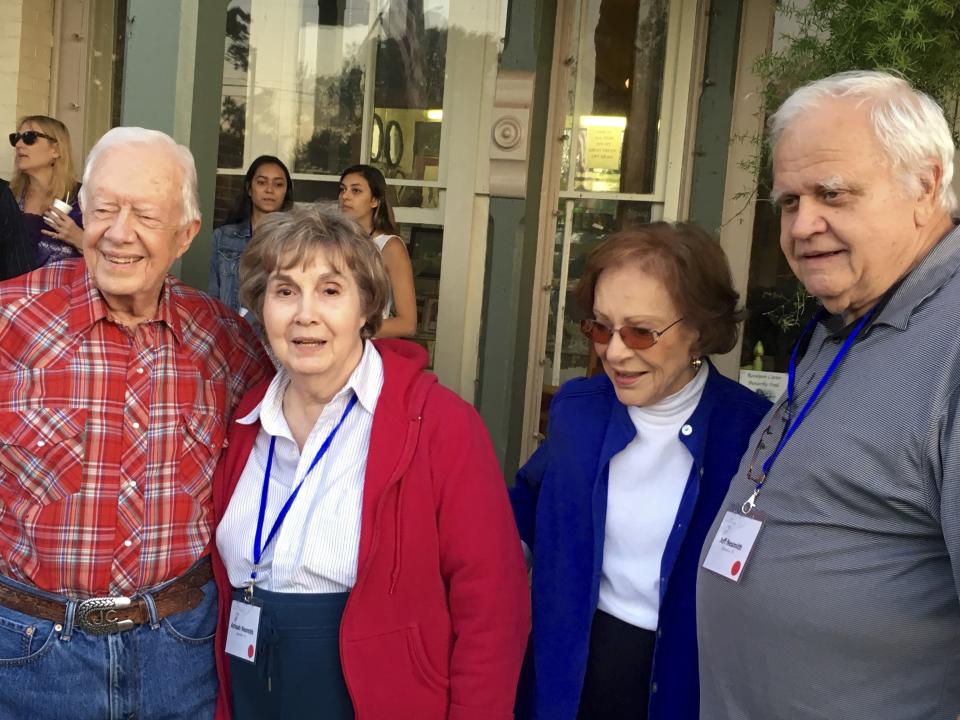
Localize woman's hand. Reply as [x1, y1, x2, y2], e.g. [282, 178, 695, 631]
[42, 205, 83, 249]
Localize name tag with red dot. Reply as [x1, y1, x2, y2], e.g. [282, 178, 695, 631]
[225, 599, 262, 664]
[702, 510, 764, 582]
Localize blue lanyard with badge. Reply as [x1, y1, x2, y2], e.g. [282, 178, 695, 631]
[702, 307, 875, 583]
[225, 394, 358, 664]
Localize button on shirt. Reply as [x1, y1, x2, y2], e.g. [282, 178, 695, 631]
[697, 224, 960, 720]
[0, 260, 273, 596]
[217, 341, 383, 593]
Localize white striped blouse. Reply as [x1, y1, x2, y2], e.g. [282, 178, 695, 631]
[216, 341, 383, 593]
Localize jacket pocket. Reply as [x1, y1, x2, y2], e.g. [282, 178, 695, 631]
[344, 624, 449, 718]
[0, 407, 87, 505]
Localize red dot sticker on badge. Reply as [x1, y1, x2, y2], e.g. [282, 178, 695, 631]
[731, 560, 742, 577]
[247, 644, 255, 658]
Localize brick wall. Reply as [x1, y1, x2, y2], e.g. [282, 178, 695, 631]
[0, 0, 24, 177]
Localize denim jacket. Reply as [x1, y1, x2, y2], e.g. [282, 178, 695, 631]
[208, 221, 251, 312]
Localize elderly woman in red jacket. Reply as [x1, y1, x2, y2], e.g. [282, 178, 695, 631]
[210, 205, 529, 720]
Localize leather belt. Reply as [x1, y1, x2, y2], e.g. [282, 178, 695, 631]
[0, 557, 213, 635]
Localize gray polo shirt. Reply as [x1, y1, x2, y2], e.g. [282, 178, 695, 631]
[697, 224, 960, 720]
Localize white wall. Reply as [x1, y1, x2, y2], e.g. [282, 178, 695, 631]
[16, 0, 55, 124]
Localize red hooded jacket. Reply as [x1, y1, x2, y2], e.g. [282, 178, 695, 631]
[211, 339, 530, 719]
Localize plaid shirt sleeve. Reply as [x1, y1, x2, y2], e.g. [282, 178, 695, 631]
[0, 261, 273, 596]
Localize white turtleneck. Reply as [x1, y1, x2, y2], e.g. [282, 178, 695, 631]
[597, 363, 708, 630]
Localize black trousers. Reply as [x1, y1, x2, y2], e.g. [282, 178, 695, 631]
[577, 609, 656, 720]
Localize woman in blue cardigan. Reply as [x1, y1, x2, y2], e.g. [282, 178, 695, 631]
[512, 223, 770, 720]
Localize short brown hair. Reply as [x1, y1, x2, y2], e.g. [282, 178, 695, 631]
[239, 204, 390, 338]
[575, 222, 744, 355]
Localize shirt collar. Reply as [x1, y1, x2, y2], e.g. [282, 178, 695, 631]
[872, 220, 960, 332]
[65, 263, 184, 342]
[236, 340, 384, 429]
[820, 221, 960, 338]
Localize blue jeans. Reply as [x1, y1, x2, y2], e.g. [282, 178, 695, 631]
[0, 574, 218, 720]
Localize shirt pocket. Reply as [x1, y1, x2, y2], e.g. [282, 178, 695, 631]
[178, 411, 227, 505]
[0, 407, 88, 506]
[216, 229, 248, 257]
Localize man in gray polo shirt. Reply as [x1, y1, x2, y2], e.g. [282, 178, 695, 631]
[697, 70, 959, 719]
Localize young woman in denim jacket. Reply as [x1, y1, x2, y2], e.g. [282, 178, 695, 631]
[209, 155, 293, 312]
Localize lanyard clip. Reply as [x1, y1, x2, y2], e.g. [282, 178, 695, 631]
[742, 487, 761, 515]
[244, 578, 256, 603]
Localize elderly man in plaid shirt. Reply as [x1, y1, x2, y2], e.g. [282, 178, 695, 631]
[0, 127, 273, 719]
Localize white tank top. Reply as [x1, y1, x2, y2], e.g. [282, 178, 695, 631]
[372, 234, 395, 319]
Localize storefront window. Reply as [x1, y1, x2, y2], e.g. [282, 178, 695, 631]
[559, 0, 668, 195]
[541, 0, 672, 397]
[217, 0, 447, 183]
[741, 192, 818, 374]
[544, 199, 655, 386]
[214, 0, 451, 366]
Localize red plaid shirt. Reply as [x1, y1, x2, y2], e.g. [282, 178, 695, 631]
[0, 260, 273, 596]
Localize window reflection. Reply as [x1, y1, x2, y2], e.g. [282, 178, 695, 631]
[545, 200, 654, 386]
[215, 0, 453, 362]
[219, 0, 251, 169]
[560, 0, 668, 194]
[217, 0, 448, 182]
[371, 0, 447, 182]
[742, 194, 818, 372]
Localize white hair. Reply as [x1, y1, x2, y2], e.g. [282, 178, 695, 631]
[79, 127, 201, 224]
[769, 70, 957, 213]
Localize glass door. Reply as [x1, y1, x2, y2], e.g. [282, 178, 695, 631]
[523, 0, 702, 453]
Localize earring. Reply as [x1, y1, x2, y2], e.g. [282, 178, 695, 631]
[691, 356, 703, 370]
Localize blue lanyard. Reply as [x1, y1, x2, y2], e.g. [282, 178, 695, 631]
[250, 393, 358, 582]
[742, 307, 875, 514]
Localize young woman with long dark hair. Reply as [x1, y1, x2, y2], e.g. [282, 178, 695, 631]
[338, 164, 417, 338]
[209, 155, 294, 312]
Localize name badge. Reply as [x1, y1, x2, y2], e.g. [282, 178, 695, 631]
[225, 599, 261, 664]
[702, 510, 763, 582]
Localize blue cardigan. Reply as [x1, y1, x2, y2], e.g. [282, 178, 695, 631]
[511, 364, 769, 720]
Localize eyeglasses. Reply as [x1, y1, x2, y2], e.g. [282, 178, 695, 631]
[580, 317, 684, 350]
[9, 131, 55, 147]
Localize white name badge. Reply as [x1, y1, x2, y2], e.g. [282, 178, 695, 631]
[702, 510, 764, 582]
[225, 599, 262, 664]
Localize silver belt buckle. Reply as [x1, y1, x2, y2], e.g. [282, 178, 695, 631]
[76, 596, 136, 635]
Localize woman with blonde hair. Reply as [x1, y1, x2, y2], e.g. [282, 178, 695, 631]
[9, 114, 83, 268]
